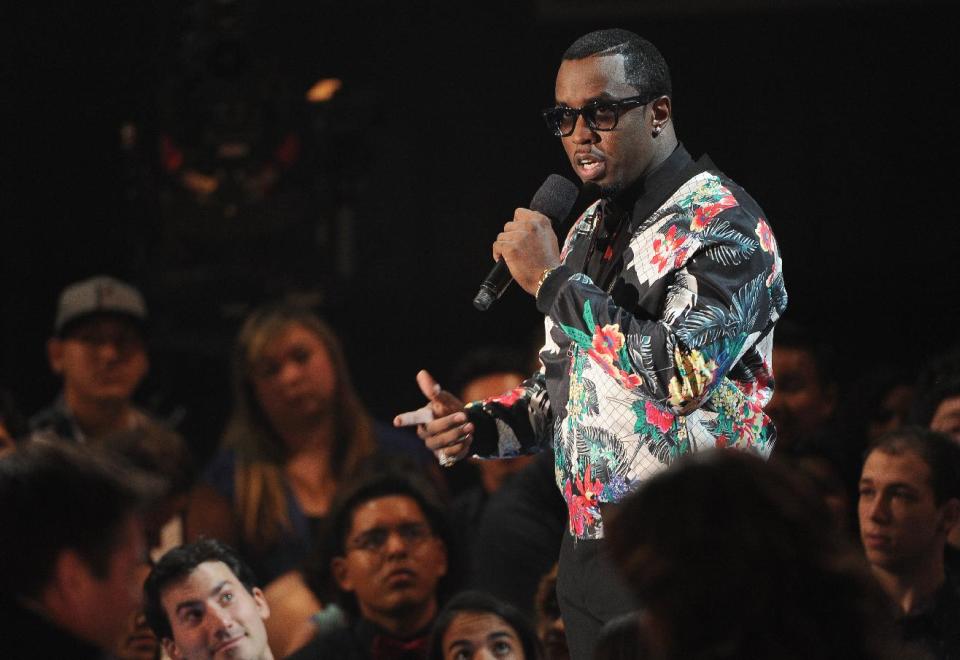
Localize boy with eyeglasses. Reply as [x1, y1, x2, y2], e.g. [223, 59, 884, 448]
[287, 472, 451, 660]
[399, 28, 787, 657]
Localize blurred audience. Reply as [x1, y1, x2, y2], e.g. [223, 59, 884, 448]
[591, 613, 649, 660]
[0, 384, 28, 457]
[30, 275, 163, 443]
[858, 427, 960, 659]
[469, 449, 567, 618]
[448, 347, 532, 492]
[187, 302, 428, 585]
[607, 450, 906, 660]
[534, 564, 568, 660]
[144, 538, 274, 660]
[913, 347, 960, 442]
[848, 365, 915, 445]
[428, 590, 544, 660]
[767, 320, 839, 453]
[99, 425, 196, 561]
[110, 562, 162, 660]
[0, 440, 161, 658]
[288, 471, 452, 660]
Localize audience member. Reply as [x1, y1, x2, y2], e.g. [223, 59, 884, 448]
[288, 471, 452, 660]
[766, 320, 839, 453]
[784, 433, 856, 536]
[0, 384, 28, 457]
[534, 565, 568, 660]
[469, 449, 567, 618]
[858, 427, 960, 659]
[30, 275, 163, 443]
[848, 365, 916, 445]
[144, 538, 274, 660]
[110, 562, 162, 660]
[100, 425, 196, 560]
[607, 450, 904, 660]
[447, 346, 532, 497]
[0, 439, 160, 658]
[591, 613, 649, 660]
[428, 590, 545, 660]
[187, 302, 428, 585]
[913, 347, 960, 442]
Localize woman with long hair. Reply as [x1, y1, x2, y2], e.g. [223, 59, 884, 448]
[187, 302, 417, 584]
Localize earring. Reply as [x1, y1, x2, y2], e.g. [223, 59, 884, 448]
[652, 124, 662, 137]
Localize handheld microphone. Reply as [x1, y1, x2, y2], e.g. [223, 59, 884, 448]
[473, 174, 580, 311]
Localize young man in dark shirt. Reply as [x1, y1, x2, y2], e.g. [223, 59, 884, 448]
[858, 427, 960, 659]
[289, 472, 451, 660]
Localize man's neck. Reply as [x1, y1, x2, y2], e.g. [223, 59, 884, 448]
[361, 599, 436, 639]
[871, 555, 946, 615]
[65, 390, 135, 439]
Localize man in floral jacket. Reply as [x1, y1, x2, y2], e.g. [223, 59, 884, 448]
[397, 28, 786, 657]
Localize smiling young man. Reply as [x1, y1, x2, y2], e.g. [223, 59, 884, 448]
[858, 427, 960, 657]
[287, 472, 450, 660]
[144, 539, 274, 660]
[398, 28, 787, 657]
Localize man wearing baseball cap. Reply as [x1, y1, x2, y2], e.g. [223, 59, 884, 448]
[30, 275, 155, 443]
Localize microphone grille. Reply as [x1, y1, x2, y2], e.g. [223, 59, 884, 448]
[529, 174, 580, 222]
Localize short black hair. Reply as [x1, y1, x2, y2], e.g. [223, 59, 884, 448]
[0, 439, 160, 600]
[563, 29, 672, 98]
[866, 426, 960, 505]
[305, 467, 456, 615]
[428, 590, 545, 660]
[143, 538, 260, 640]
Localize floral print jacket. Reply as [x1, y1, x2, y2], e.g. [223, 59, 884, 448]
[466, 145, 787, 539]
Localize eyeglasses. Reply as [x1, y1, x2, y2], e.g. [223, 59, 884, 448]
[347, 523, 433, 554]
[541, 95, 655, 137]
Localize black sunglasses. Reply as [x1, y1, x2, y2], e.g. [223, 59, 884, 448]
[542, 94, 656, 137]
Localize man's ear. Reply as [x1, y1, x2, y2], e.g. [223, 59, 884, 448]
[47, 338, 64, 375]
[52, 549, 93, 608]
[162, 637, 183, 659]
[331, 557, 353, 592]
[650, 95, 672, 124]
[251, 586, 271, 621]
[938, 498, 960, 534]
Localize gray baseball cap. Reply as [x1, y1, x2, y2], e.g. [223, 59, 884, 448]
[54, 275, 148, 336]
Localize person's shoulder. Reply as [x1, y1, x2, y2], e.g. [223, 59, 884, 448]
[287, 606, 362, 660]
[27, 398, 75, 437]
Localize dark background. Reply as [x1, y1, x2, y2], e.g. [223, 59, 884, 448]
[2, 0, 957, 461]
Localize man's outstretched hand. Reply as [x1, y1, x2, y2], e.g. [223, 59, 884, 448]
[394, 370, 474, 465]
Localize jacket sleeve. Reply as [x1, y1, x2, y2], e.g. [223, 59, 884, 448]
[464, 369, 553, 458]
[535, 199, 785, 416]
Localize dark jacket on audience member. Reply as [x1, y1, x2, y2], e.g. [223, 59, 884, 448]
[285, 613, 429, 660]
[900, 572, 960, 660]
[1, 597, 103, 660]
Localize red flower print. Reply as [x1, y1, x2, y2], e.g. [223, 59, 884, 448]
[564, 464, 604, 536]
[716, 434, 728, 449]
[485, 386, 524, 408]
[644, 400, 675, 433]
[756, 218, 777, 253]
[587, 325, 644, 391]
[650, 225, 687, 273]
[690, 194, 738, 231]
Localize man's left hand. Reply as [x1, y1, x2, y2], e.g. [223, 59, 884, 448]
[492, 207, 561, 296]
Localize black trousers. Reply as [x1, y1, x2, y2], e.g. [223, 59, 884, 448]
[556, 532, 638, 660]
